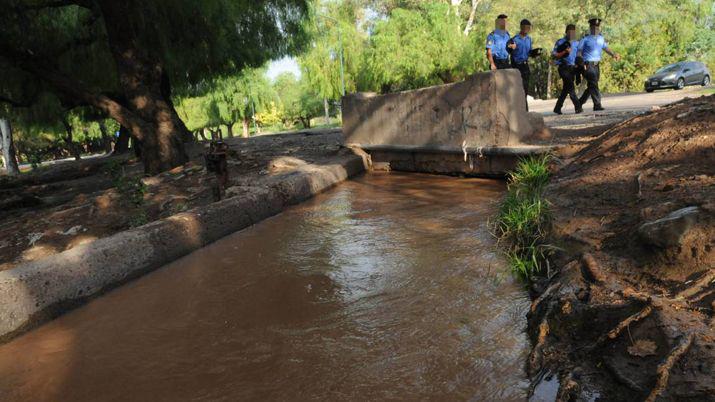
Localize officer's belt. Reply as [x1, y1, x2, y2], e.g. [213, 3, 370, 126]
[584, 61, 600, 66]
[512, 61, 528, 65]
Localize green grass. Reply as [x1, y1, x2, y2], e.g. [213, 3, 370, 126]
[700, 87, 715, 95]
[495, 154, 553, 281]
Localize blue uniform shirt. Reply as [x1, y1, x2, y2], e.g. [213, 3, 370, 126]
[579, 34, 608, 62]
[486, 30, 511, 60]
[552, 37, 579, 66]
[510, 34, 532, 63]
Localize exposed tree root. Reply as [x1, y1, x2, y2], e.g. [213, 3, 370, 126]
[529, 305, 553, 375]
[531, 282, 561, 314]
[593, 305, 654, 348]
[676, 270, 715, 300]
[581, 253, 607, 283]
[645, 333, 695, 402]
[689, 288, 715, 304]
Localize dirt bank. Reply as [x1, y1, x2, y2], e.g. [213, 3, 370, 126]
[0, 129, 345, 271]
[529, 95, 715, 401]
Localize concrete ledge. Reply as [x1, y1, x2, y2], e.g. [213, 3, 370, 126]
[348, 143, 554, 156]
[0, 153, 366, 342]
[350, 144, 552, 177]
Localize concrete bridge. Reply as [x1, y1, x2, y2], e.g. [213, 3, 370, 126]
[342, 69, 551, 176]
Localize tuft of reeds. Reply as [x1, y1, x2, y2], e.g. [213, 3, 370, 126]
[495, 154, 553, 280]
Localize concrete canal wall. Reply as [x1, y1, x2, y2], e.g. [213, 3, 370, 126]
[0, 153, 367, 342]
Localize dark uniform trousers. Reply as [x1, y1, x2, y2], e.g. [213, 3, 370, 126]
[494, 59, 511, 70]
[579, 62, 602, 108]
[511, 61, 530, 111]
[554, 64, 580, 112]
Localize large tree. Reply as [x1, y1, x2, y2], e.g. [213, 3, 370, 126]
[0, 0, 309, 174]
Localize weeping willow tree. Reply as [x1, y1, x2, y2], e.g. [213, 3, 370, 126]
[0, 0, 309, 174]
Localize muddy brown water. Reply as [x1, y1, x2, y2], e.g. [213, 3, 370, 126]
[0, 173, 530, 401]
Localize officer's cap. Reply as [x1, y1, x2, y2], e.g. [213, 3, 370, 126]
[588, 18, 602, 26]
[520, 19, 532, 26]
[497, 14, 508, 19]
[566, 24, 576, 31]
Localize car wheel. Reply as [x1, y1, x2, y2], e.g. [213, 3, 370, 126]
[675, 78, 685, 90]
[646, 88, 654, 93]
[703, 75, 711, 86]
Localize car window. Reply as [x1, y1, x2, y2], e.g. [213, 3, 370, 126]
[687, 62, 701, 70]
[656, 64, 681, 73]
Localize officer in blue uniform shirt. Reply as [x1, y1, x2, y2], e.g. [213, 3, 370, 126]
[552, 24, 583, 114]
[486, 14, 515, 70]
[509, 19, 541, 110]
[577, 18, 620, 111]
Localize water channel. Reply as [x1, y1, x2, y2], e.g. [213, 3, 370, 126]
[0, 172, 530, 401]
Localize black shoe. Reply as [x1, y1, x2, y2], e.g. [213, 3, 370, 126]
[594, 106, 605, 111]
[575, 108, 583, 114]
[553, 108, 563, 115]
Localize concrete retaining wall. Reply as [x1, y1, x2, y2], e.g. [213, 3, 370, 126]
[0, 153, 366, 342]
[342, 69, 534, 149]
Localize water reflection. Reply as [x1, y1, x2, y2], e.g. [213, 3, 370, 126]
[0, 173, 529, 401]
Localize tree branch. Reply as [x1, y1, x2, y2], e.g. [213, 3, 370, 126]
[0, 92, 40, 108]
[21, 0, 93, 11]
[463, 0, 480, 36]
[0, 41, 147, 140]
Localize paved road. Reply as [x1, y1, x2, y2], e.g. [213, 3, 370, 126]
[530, 86, 709, 129]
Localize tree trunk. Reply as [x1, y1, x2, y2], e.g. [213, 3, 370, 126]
[0, 118, 20, 176]
[225, 123, 234, 138]
[132, 137, 143, 159]
[61, 118, 82, 161]
[114, 125, 131, 153]
[324, 98, 330, 125]
[98, 120, 113, 154]
[0, 29, 185, 174]
[209, 128, 222, 141]
[199, 127, 208, 141]
[464, 0, 480, 36]
[242, 118, 250, 138]
[96, 0, 189, 174]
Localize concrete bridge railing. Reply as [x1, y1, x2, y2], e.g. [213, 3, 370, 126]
[342, 69, 551, 176]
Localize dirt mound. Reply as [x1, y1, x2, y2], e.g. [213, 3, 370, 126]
[529, 95, 715, 401]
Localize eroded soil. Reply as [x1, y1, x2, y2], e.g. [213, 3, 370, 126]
[0, 129, 345, 271]
[529, 95, 715, 401]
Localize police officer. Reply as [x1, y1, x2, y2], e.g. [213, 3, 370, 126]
[552, 24, 583, 114]
[486, 14, 515, 70]
[578, 18, 620, 111]
[509, 20, 543, 110]
[510, 19, 534, 101]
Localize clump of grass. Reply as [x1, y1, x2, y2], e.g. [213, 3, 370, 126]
[495, 154, 553, 281]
